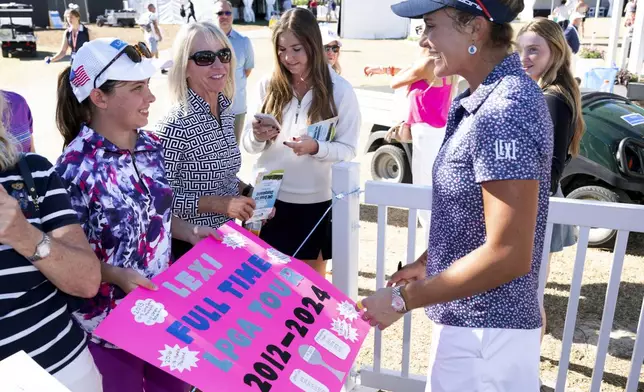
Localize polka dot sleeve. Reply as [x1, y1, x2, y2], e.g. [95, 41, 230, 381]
[471, 97, 553, 184]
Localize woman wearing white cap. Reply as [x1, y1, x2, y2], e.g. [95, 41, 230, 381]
[54, 38, 216, 392]
[321, 25, 342, 74]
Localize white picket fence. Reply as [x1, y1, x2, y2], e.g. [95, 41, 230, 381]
[330, 162, 644, 392]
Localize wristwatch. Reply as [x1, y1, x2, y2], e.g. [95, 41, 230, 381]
[28, 232, 51, 262]
[391, 286, 408, 314]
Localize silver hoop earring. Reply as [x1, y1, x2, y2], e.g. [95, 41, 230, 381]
[468, 44, 478, 55]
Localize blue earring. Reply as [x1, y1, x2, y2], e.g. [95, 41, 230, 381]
[468, 44, 478, 55]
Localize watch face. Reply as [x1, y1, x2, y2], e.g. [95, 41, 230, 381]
[392, 295, 405, 312]
[36, 236, 51, 259]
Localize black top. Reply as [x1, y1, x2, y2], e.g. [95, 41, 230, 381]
[66, 25, 90, 54]
[545, 92, 574, 194]
[0, 154, 87, 374]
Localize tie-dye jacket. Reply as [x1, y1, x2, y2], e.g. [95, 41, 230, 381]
[55, 125, 173, 345]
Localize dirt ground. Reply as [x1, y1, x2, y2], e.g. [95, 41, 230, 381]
[351, 208, 644, 392]
[7, 21, 644, 392]
[34, 23, 264, 53]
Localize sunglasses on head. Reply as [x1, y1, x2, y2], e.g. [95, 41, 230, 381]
[324, 45, 340, 53]
[216, 10, 232, 16]
[189, 48, 232, 66]
[93, 42, 152, 89]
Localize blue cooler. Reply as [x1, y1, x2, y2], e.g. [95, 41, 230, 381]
[582, 67, 619, 92]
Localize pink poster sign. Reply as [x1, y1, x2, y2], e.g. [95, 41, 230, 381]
[94, 222, 370, 392]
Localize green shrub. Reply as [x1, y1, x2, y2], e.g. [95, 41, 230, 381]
[579, 46, 604, 59]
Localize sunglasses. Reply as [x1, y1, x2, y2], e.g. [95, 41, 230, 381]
[324, 45, 340, 53]
[216, 11, 232, 16]
[189, 48, 232, 66]
[93, 42, 152, 89]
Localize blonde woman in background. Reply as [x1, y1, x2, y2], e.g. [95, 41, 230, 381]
[517, 19, 584, 364]
[157, 22, 257, 260]
[321, 25, 342, 74]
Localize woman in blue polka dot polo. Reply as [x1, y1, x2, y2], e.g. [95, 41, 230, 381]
[358, 0, 554, 390]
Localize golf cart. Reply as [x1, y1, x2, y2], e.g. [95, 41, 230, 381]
[561, 92, 644, 246]
[96, 9, 137, 27]
[0, 2, 37, 58]
[363, 90, 644, 247]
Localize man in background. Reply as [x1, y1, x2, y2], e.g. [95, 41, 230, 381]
[187, 0, 197, 22]
[564, 12, 582, 54]
[140, 3, 162, 59]
[214, 0, 255, 143]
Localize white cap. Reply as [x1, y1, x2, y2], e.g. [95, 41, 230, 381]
[320, 25, 341, 47]
[570, 11, 584, 20]
[70, 38, 157, 103]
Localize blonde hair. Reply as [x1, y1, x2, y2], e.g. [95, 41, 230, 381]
[518, 18, 585, 156]
[168, 22, 236, 109]
[263, 8, 336, 125]
[0, 92, 19, 171]
[332, 57, 342, 75]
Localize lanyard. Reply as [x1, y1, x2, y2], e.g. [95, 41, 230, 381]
[71, 29, 79, 51]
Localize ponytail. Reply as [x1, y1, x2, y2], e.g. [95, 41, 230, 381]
[55, 66, 118, 148]
[56, 67, 91, 148]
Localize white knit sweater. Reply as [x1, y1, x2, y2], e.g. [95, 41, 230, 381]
[242, 68, 361, 204]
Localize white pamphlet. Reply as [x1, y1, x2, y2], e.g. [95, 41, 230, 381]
[305, 117, 339, 142]
[0, 351, 71, 392]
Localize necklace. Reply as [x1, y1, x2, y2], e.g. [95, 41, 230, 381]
[292, 75, 311, 100]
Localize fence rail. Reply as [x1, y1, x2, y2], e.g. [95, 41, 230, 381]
[330, 163, 644, 392]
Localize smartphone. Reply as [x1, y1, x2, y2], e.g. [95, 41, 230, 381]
[254, 113, 281, 130]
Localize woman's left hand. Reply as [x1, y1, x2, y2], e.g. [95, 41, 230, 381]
[188, 225, 222, 245]
[356, 287, 404, 330]
[284, 135, 319, 156]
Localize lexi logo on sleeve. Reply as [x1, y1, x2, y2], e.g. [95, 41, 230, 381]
[494, 139, 518, 161]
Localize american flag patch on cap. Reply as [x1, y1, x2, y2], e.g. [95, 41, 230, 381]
[70, 65, 91, 87]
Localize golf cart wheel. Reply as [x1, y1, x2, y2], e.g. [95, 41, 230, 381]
[567, 185, 631, 247]
[2, 48, 8, 58]
[370, 144, 411, 183]
[97, 19, 105, 27]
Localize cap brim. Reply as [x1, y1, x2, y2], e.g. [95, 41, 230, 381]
[102, 56, 158, 85]
[323, 37, 342, 46]
[391, 0, 446, 19]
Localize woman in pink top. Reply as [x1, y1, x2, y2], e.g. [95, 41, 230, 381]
[365, 54, 454, 232]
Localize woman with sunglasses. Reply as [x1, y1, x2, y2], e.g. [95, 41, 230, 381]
[242, 8, 360, 276]
[360, 0, 554, 388]
[157, 22, 256, 260]
[54, 38, 215, 392]
[321, 25, 342, 74]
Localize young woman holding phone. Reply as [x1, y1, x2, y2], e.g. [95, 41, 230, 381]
[242, 8, 361, 275]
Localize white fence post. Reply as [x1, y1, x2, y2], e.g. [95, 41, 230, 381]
[332, 162, 361, 392]
[331, 161, 360, 300]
